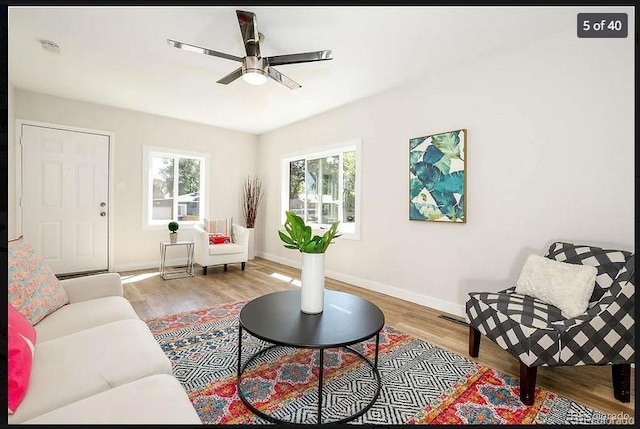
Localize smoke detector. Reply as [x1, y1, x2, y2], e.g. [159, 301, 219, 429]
[40, 39, 60, 53]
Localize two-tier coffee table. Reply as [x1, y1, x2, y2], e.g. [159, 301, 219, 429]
[237, 289, 385, 424]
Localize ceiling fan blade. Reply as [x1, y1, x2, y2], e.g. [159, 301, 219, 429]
[266, 50, 333, 67]
[267, 66, 301, 90]
[167, 39, 243, 62]
[216, 67, 243, 85]
[236, 10, 260, 57]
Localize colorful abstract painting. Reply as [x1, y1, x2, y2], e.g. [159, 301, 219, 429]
[409, 129, 466, 223]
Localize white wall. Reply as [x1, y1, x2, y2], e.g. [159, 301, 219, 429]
[7, 83, 16, 238]
[11, 90, 258, 271]
[256, 28, 635, 317]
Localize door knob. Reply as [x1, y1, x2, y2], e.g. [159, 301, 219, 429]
[100, 212, 107, 217]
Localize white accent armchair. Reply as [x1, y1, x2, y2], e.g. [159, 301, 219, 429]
[193, 223, 249, 274]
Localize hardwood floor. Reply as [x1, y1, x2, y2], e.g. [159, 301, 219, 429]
[121, 257, 635, 419]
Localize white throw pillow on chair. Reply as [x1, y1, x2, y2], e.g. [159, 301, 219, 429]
[515, 254, 597, 318]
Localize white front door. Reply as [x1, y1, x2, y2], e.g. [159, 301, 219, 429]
[20, 124, 110, 275]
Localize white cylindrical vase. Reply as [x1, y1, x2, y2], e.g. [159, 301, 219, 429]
[247, 228, 256, 260]
[300, 252, 325, 314]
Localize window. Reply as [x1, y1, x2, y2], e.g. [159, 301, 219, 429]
[143, 146, 210, 227]
[281, 140, 361, 238]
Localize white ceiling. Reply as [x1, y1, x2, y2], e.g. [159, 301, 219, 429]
[9, 6, 580, 135]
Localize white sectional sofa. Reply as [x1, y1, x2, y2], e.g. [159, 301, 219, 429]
[9, 272, 201, 424]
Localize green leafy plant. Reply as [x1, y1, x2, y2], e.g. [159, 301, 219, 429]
[278, 211, 341, 254]
[168, 221, 179, 234]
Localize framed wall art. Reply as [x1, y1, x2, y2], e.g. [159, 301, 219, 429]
[409, 128, 467, 223]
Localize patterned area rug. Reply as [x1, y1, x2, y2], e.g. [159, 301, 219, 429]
[145, 301, 610, 425]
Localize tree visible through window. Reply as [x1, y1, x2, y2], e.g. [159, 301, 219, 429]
[284, 142, 360, 237]
[343, 151, 356, 222]
[145, 146, 207, 225]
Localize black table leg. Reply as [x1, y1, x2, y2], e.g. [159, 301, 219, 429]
[238, 340, 381, 425]
[374, 333, 380, 369]
[318, 349, 324, 424]
[237, 325, 243, 379]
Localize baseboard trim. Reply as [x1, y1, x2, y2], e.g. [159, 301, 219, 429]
[257, 251, 466, 318]
[116, 252, 466, 318]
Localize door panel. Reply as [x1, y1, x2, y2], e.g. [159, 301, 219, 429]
[21, 124, 110, 275]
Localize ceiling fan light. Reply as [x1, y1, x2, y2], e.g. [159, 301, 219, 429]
[242, 70, 267, 85]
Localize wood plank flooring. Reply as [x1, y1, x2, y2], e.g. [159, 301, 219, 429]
[121, 257, 635, 419]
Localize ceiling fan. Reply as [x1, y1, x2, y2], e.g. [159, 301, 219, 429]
[167, 10, 333, 90]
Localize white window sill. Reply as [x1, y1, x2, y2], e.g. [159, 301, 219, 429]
[143, 221, 200, 231]
[311, 227, 360, 241]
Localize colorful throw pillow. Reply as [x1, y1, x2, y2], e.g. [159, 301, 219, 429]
[211, 218, 232, 235]
[8, 304, 37, 414]
[515, 254, 597, 318]
[204, 217, 234, 242]
[209, 233, 231, 245]
[8, 238, 69, 325]
[8, 304, 37, 344]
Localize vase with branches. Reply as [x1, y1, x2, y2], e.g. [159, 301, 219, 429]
[241, 176, 265, 259]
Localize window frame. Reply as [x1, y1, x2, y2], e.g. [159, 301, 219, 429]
[142, 145, 210, 230]
[280, 139, 362, 240]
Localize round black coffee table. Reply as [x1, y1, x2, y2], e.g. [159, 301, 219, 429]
[237, 289, 385, 424]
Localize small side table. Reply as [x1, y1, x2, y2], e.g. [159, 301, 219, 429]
[159, 241, 195, 280]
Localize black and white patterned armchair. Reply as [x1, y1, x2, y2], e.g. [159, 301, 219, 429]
[465, 241, 634, 405]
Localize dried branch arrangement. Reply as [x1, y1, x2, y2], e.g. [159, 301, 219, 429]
[242, 176, 265, 228]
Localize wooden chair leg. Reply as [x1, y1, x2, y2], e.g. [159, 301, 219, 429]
[241, 262, 246, 271]
[469, 326, 481, 357]
[519, 362, 537, 406]
[612, 363, 631, 403]
[224, 264, 228, 272]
